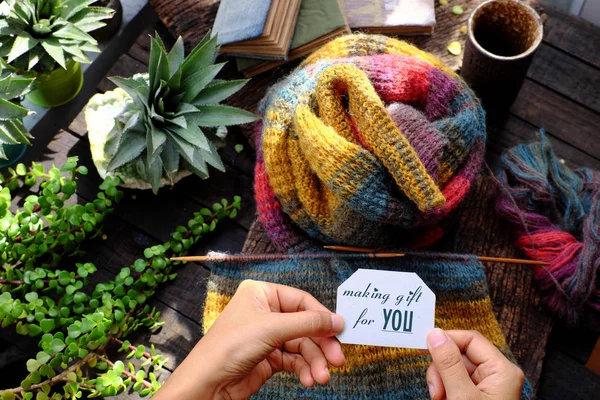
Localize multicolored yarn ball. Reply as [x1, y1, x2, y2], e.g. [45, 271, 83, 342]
[254, 34, 486, 252]
[495, 132, 600, 325]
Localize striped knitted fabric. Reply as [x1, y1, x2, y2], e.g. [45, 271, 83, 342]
[254, 34, 486, 251]
[203, 253, 534, 399]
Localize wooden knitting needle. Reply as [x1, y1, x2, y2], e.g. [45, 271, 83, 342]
[171, 250, 549, 265]
[323, 245, 549, 266]
[171, 252, 403, 262]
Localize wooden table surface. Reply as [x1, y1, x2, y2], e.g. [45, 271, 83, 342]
[3, 1, 600, 398]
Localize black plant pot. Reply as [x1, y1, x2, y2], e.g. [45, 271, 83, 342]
[92, 0, 123, 42]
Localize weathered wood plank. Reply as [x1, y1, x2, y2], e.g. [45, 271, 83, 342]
[528, 44, 600, 113]
[537, 351, 600, 400]
[67, 108, 89, 137]
[510, 80, 600, 160]
[487, 114, 600, 170]
[543, 7, 600, 69]
[98, 53, 148, 93]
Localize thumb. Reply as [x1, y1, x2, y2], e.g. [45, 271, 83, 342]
[427, 328, 477, 398]
[265, 311, 344, 344]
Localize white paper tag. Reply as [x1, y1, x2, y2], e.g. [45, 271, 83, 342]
[336, 269, 435, 349]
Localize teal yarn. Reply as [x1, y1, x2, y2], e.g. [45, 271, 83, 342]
[495, 131, 600, 324]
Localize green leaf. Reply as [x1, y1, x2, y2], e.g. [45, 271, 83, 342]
[146, 152, 163, 194]
[40, 38, 66, 69]
[182, 34, 219, 79]
[25, 292, 38, 303]
[36, 351, 50, 365]
[180, 63, 225, 103]
[107, 131, 147, 171]
[161, 139, 180, 180]
[234, 144, 244, 153]
[200, 141, 226, 172]
[0, 100, 29, 121]
[149, 37, 170, 93]
[26, 359, 40, 373]
[113, 360, 125, 374]
[167, 123, 210, 151]
[2, 391, 16, 400]
[40, 319, 55, 333]
[27, 324, 42, 336]
[148, 125, 167, 156]
[60, 0, 99, 20]
[50, 338, 65, 353]
[0, 119, 32, 146]
[168, 36, 185, 74]
[63, 44, 90, 64]
[193, 105, 259, 127]
[7, 32, 38, 63]
[134, 345, 145, 359]
[35, 392, 48, 400]
[193, 79, 248, 105]
[67, 324, 81, 338]
[108, 76, 148, 109]
[54, 23, 97, 44]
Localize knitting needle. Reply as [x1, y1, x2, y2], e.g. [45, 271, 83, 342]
[323, 245, 549, 266]
[170, 252, 403, 262]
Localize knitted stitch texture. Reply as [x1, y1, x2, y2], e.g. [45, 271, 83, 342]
[255, 34, 486, 251]
[203, 253, 533, 399]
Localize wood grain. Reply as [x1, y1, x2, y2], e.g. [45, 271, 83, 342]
[510, 80, 600, 160]
[487, 114, 600, 170]
[543, 6, 600, 69]
[528, 43, 600, 113]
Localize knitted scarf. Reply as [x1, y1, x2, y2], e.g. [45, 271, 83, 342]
[203, 254, 533, 399]
[254, 34, 486, 251]
[202, 34, 531, 399]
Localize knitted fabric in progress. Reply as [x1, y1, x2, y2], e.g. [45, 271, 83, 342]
[203, 254, 533, 399]
[255, 34, 486, 251]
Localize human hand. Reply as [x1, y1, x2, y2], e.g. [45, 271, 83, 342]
[154, 280, 345, 400]
[426, 329, 525, 400]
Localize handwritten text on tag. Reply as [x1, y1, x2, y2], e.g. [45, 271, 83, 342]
[336, 269, 435, 349]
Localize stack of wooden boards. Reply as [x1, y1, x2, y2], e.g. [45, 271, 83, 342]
[212, 0, 436, 76]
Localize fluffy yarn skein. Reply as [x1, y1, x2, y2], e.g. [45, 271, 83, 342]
[254, 34, 486, 251]
[496, 132, 600, 325]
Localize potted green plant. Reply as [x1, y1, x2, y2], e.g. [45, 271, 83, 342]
[0, 0, 114, 108]
[0, 70, 34, 167]
[85, 32, 259, 193]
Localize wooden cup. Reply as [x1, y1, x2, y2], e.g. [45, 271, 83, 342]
[460, 0, 543, 109]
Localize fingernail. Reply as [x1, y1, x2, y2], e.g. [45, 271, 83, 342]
[428, 328, 447, 348]
[428, 383, 435, 399]
[331, 314, 344, 332]
[324, 367, 330, 378]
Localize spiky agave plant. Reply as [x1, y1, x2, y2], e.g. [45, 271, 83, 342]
[106, 33, 259, 193]
[0, 70, 34, 159]
[0, 0, 113, 74]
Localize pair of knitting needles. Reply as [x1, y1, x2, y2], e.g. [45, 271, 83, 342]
[171, 245, 548, 266]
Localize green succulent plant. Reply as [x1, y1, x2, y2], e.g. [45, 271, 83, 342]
[0, 0, 113, 75]
[106, 32, 259, 193]
[0, 70, 34, 159]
